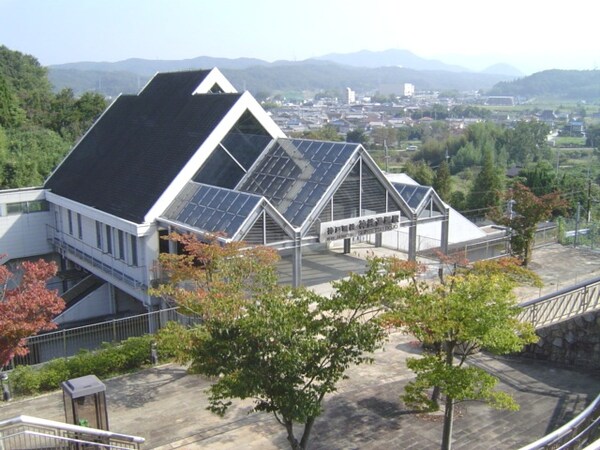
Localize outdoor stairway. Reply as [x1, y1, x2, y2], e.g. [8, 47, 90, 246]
[0, 415, 144, 449]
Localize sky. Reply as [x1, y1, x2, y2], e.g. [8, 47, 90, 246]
[1, 0, 599, 74]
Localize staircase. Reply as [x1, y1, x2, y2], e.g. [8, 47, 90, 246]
[0, 415, 144, 449]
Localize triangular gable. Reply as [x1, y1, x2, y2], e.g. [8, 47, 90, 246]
[300, 147, 416, 238]
[237, 139, 361, 229]
[192, 68, 238, 94]
[144, 91, 286, 223]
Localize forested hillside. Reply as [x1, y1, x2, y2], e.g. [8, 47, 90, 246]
[488, 70, 600, 101]
[0, 46, 107, 188]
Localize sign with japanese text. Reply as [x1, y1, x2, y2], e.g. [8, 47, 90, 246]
[320, 212, 401, 242]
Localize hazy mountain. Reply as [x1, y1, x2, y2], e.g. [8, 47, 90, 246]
[50, 56, 270, 76]
[314, 49, 469, 72]
[481, 63, 524, 77]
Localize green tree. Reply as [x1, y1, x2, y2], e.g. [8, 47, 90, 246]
[382, 258, 539, 450]
[346, 128, 367, 145]
[466, 146, 503, 213]
[0, 74, 25, 128]
[433, 160, 452, 201]
[490, 182, 565, 265]
[291, 125, 342, 141]
[404, 160, 435, 186]
[502, 120, 551, 165]
[153, 236, 396, 450]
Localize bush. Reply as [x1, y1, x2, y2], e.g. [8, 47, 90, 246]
[8, 335, 155, 397]
[9, 365, 41, 396]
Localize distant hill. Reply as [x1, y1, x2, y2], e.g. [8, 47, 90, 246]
[314, 49, 469, 72]
[50, 56, 270, 75]
[488, 69, 600, 100]
[49, 60, 512, 98]
[480, 63, 524, 77]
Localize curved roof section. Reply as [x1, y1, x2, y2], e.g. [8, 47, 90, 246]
[238, 139, 360, 228]
[45, 71, 242, 223]
[161, 182, 262, 239]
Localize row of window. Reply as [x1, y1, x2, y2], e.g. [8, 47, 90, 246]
[2, 200, 49, 216]
[65, 209, 138, 266]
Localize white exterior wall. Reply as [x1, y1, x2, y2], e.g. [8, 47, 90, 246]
[54, 282, 111, 325]
[0, 188, 53, 259]
[47, 198, 153, 306]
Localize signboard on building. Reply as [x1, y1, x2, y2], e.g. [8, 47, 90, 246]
[320, 212, 401, 242]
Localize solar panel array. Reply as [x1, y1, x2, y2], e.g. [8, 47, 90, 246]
[238, 139, 359, 227]
[163, 182, 261, 238]
[392, 183, 432, 210]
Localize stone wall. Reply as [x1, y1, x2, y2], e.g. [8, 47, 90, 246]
[520, 310, 600, 369]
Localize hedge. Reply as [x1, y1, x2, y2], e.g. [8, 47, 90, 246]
[7, 335, 158, 397]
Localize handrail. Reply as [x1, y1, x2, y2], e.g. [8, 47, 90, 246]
[2, 429, 138, 449]
[518, 275, 600, 329]
[0, 415, 145, 444]
[518, 394, 600, 450]
[520, 275, 600, 308]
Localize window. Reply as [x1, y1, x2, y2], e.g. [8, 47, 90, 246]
[95, 221, 102, 249]
[77, 213, 83, 239]
[117, 229, 125, 261]
[67, 210, 73, 235]
[105, 225, 112, 254]
[5, 200, 49, 215]
[130, 235, 138, 266]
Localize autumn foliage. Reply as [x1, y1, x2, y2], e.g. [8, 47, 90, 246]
[0, 258, 65, 368]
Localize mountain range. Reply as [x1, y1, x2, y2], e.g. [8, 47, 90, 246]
[47, 49, 599, 101]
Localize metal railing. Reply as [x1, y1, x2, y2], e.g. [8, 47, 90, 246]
[519, 276, 600, 329]
[46, 225, 147, 290]
[518, 393, 600, 450]
[0, 415, 145, 449]
[5, 307, 199, 368]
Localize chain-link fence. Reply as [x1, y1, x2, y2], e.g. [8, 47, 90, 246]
[557, 217, 600, 250]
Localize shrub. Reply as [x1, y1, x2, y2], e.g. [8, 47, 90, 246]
[7, 334, 155, 397]
[9, 365, 41, 396]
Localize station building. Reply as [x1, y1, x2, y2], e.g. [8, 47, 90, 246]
[0, 69, 452, 322]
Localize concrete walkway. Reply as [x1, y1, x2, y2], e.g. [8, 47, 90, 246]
[1, 331, 599, 449]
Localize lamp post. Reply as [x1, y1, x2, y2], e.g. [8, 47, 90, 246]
[1, 372, 11, 401]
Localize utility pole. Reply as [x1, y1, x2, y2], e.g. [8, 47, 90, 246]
[384, 139, 389, 172]
[574, 202, 581, 247]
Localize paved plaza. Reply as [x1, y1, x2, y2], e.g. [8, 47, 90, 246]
[2, 243, 600, 449]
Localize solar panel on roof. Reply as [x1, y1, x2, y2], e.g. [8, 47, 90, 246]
[238, 138, 358, 227]
[162, 182, 262, 238]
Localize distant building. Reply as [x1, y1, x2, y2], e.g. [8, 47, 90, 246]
[403, 83, 415, 97]
[485, 96, 515, 106]
[344, 87, 356, 105]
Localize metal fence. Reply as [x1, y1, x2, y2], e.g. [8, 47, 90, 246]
[518, 393, 600, 450]
[5, 307, 199, 369]
[519, 276, 600, 329]
[0, 415, 144, 449]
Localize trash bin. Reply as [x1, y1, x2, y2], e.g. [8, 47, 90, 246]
[61, 375, 109, 431]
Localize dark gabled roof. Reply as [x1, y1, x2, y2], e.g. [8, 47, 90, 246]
[161, 182, 262, 238]
[138, 70, 211, 98]
[45, 71, 242, 223]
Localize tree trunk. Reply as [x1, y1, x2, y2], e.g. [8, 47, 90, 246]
[284, 420, 301, 450]
[441, 342, 455, 450]
[441, 395, 454, 450]
[299, 417, 316, 449]
[430, 385, 441, 409]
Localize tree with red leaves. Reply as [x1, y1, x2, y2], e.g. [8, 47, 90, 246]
[0, 258, 65, 368]
[490, 182, 566, 266]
